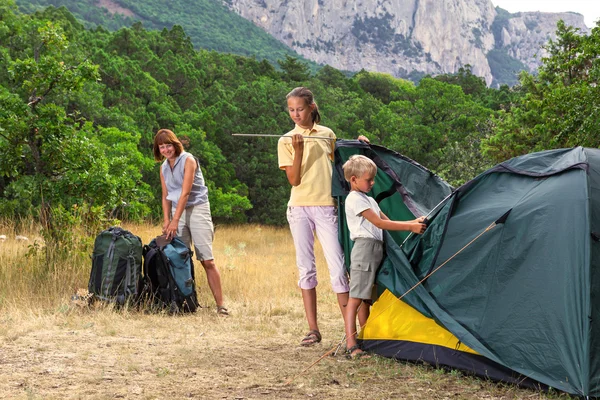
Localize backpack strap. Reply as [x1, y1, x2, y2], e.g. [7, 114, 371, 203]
[157, 249, 179, 311]
[142, 244, 153, 278]
[94, 232, 119, 295]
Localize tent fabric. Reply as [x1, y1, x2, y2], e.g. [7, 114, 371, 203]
[586, 149, 600, 394]
[333, 140, 452, 276]
[362, 290, 477, 354]
[333, 141, 600, 397]
[362, 290, 546, 389]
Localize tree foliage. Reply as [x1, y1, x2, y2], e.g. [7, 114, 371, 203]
[8, 2, 593, 232]
[483, 20, 600, 162]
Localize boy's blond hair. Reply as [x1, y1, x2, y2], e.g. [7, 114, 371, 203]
[342, 155, 377, 182]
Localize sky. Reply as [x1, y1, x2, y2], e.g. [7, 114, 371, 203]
[492, 0, 600, 28]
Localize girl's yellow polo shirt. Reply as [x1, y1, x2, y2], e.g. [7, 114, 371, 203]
[277, 124, 337, 207]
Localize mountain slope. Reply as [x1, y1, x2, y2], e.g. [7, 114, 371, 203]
[15, 0, 317, 69]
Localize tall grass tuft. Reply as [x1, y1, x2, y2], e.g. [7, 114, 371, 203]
[0, 220, 334, 316]
[0, 218, 92, 310]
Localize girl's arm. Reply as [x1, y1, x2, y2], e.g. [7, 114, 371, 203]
[363, 208, 426, 234]
[284, 134, 304, 186]
[164, 157, 196, 239]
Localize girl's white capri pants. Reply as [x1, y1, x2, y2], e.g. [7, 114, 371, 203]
[286, 206, 349, 293]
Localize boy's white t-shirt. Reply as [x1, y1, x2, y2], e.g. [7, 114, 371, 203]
[345, 191, 384, 242]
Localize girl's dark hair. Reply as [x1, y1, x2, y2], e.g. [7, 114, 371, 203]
[286, 87, 321, 124]
[153, 129, 184, 161]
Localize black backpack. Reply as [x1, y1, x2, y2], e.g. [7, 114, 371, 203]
[141, 236, 199, 313]
[88, 227, 143, 305]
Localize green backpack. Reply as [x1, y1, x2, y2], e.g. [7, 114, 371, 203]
[88, 227, 143, 305]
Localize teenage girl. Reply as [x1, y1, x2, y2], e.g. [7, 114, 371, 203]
[153, 129, 229, 316]
[277, 87, 368, 346]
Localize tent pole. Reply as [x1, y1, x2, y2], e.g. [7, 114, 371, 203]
[231, 133, 335, 140]
[400, 191, 456, 248]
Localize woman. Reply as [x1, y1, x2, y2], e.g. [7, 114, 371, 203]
[153, 128, 228, 315]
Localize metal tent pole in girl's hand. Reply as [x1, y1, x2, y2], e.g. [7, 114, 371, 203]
[231, 133, 335, 140]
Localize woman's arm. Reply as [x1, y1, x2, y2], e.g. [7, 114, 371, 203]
[284, 134, 304, 186]
[164, 157, 196, 239]
[160, 169, 173, 235]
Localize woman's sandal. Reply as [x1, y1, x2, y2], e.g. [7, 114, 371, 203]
[216, 306, 229, 316]
[346, 344, 371, 359]
[300, 330, 322, 347]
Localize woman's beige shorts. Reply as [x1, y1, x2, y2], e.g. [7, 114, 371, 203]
[174, 202, 215, 261]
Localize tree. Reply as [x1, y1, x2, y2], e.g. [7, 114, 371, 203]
[353, 70, 413, 104]
[278, 55, 310, 83]
[0, 5, 152, 243]
[379, 78, 494, 186]
[315, 65, 355, 92]
[483, 21, 600, 162]
[204, 78, 290, 224]
[433, 65, 487, 97]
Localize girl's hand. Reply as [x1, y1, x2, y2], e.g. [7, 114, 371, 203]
[162, 220, 170, 235]
[292, 133, 304, 153]
[415, 216, 427, 224]
[357, 135, 370, 143]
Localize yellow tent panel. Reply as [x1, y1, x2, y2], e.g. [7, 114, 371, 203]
[361, 289, 477, 355]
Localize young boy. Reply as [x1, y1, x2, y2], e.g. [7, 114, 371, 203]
[342, 155, 427, 358]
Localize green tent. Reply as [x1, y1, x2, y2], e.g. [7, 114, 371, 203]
[333, 141, 600, 397]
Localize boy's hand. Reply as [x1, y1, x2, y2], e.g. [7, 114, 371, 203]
[415, 216, 427, 224]
[411, 222, 427, 234]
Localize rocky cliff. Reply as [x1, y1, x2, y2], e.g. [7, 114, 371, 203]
[224, 0, 589, 86]
[495, 10, 587, 72]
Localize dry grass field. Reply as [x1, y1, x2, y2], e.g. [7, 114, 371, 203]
[0, 222, 573, 399]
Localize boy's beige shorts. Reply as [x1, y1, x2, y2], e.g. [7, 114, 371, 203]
[349, 237, 384, 300]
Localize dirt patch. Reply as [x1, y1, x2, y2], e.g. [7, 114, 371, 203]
[95, 0, 135, 17]
[0, 304, 555, 400]
[0, 224, 566, 399]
